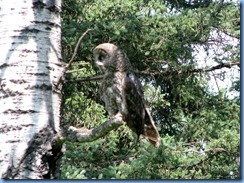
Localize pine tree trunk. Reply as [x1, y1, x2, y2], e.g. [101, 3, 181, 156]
[0, 0, 63, 179]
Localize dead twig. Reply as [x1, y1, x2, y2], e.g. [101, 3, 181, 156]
[65, 29, 92, 69]
[55, 29, 92, 88]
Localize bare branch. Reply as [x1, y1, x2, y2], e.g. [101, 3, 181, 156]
[55, 29, 92, 89]
[65, 62, 240, 83]
[190, 62, 240, 73]
[65, 29, 92, 69]
[64, 75, 103, 83]
[63, 117, 123, 143]
[140, 62, 240, 76]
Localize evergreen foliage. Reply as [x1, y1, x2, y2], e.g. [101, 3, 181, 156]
[60, 0, 240, 179]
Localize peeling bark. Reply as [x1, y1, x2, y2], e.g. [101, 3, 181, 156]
[0, 0, 62, 179]
[2, 127, 63, 179]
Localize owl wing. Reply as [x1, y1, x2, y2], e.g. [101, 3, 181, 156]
[122, 72, 160, 147]
[121, 72, 145, 136]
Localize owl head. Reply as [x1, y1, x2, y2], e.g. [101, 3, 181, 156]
[93, 43, 132, 73]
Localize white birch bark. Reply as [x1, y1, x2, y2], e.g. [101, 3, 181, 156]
[0, 0, 62, 179]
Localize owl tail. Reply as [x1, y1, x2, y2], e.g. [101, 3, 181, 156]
[144, 107, 160, 147]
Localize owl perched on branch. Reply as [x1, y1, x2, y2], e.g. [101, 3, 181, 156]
[93, 43, 160, 147]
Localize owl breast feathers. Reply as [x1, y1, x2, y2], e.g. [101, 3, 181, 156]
[93, 43, 160, 147]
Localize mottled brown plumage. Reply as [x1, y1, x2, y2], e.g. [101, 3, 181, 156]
[93, 43, 160, 147]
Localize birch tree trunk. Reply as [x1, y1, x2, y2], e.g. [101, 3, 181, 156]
[0, 0, 63, 179]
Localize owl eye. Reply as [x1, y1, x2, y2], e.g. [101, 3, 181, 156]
[98, 54, 105, 61]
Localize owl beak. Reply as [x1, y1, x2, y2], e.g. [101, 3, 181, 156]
[95, 61, 104, 66]
[95, 60, 105, 73]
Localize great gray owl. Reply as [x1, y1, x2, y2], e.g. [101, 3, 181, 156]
[93, 43, 160, 147]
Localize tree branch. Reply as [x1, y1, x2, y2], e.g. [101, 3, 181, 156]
[65, 29, 92, 69]
[65, 62, 240, 83]
[63, 116, 123, 143]
[64, 75, 103, 83]
[140, 62, 240, 76]
[55, 29, 92, 89]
